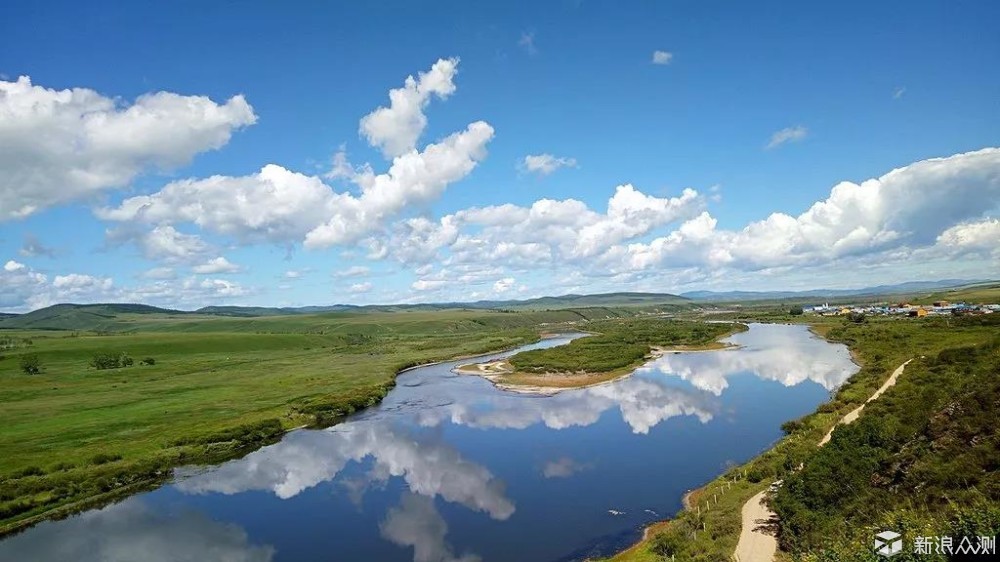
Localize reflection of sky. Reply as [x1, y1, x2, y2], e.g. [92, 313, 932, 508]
[177, 422, 515, 520]
[0, 324, 858, 562]
[639, 324, 858, 396]
[0, 498, 275, 562]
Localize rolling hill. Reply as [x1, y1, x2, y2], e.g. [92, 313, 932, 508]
[0, 303, 183, 331]
[0, 292, 691, 331]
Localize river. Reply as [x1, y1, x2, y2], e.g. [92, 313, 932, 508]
[0, 323, 858, 562]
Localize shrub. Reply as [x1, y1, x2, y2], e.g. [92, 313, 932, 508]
[90, 351, 134, 370]
[20, 353, 41, 375]
[140, 357, 156, 366]
[789, 306, 804, 315]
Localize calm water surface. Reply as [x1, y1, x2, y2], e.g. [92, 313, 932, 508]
[0, 323, 858, 562]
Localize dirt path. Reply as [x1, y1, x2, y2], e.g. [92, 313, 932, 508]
[734, 490, 776, 562]
[818, 358, 913, 446]
[733, 358, 914, 562]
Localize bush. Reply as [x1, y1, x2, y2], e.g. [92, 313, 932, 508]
[140, 357, 156, 366]
[90, 351, 134, 370]
[789, 306, 804, 315]
[19, 353, 41, 375]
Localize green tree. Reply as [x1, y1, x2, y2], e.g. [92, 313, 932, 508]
[20, 353, 41, 375]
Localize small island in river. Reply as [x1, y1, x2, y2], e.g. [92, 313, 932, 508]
[456, 318, 745, 394]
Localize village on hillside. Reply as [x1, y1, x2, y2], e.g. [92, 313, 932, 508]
[807, 301, 1000, 317]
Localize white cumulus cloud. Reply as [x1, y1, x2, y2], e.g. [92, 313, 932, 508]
[359, 58, 460, 158]
[192, 257, 242, 274]
[0, 76, 255, 220]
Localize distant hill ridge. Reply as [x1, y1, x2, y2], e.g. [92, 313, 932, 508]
[680, 279, 989, 301]
[0, 292, 689, 331]
[0, 280, 993, 331]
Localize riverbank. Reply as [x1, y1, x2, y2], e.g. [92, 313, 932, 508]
[1, 330, 552, 537]
[600, 315, 1000, 562]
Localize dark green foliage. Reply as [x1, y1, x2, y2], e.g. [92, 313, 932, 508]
[89, 351, 133, 370]
[171, 419, 284, 449]
[650, 529, 684, 556]
[847, 311, 867, 323]
[789, 306, 804, 315]
[19, 353, 41, 375]
[508, 319, 740, 374]
[772, 336, 1000, 554]
[139, 357, 155, 365]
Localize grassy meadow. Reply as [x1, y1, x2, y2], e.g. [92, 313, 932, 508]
[0, 306, 634, 534]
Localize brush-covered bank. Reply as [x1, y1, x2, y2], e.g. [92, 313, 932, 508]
[601, 314, 1000, 562]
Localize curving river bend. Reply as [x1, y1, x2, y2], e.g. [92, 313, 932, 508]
[0, 323, 858, 562]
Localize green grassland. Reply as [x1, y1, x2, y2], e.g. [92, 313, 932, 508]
[605, 313, 1000, 562]
[0, 306, 638, 535]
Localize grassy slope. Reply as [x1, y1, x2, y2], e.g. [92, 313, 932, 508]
[603, 313, 1000, 562]
[0, 307, 631, 534]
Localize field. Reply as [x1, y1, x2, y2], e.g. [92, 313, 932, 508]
[604, 313, 1000, 562]
[0, 306, 633, 535]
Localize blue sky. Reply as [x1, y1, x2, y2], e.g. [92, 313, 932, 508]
[2, 0, 999, 311]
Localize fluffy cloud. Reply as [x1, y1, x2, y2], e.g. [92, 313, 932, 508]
[492, 277, 515, 293]
[520, 154, 577, 176]
[98, 122, 493, 250]
[651, 50, 673, 65]
[935, 218, 1000, 253]
[766, 125, 808, 149]
[360, 58, 459, 158]
[0, 76, 255, 220]
[0, 257, 255, 312]
[128, 277, 251, 305]
[443, 184, 703, 265]
[104, 224, 212, 265]
[1, 260, 117, 311]
[192, 257, 242, 274]
[618, 148, 1000, 273]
